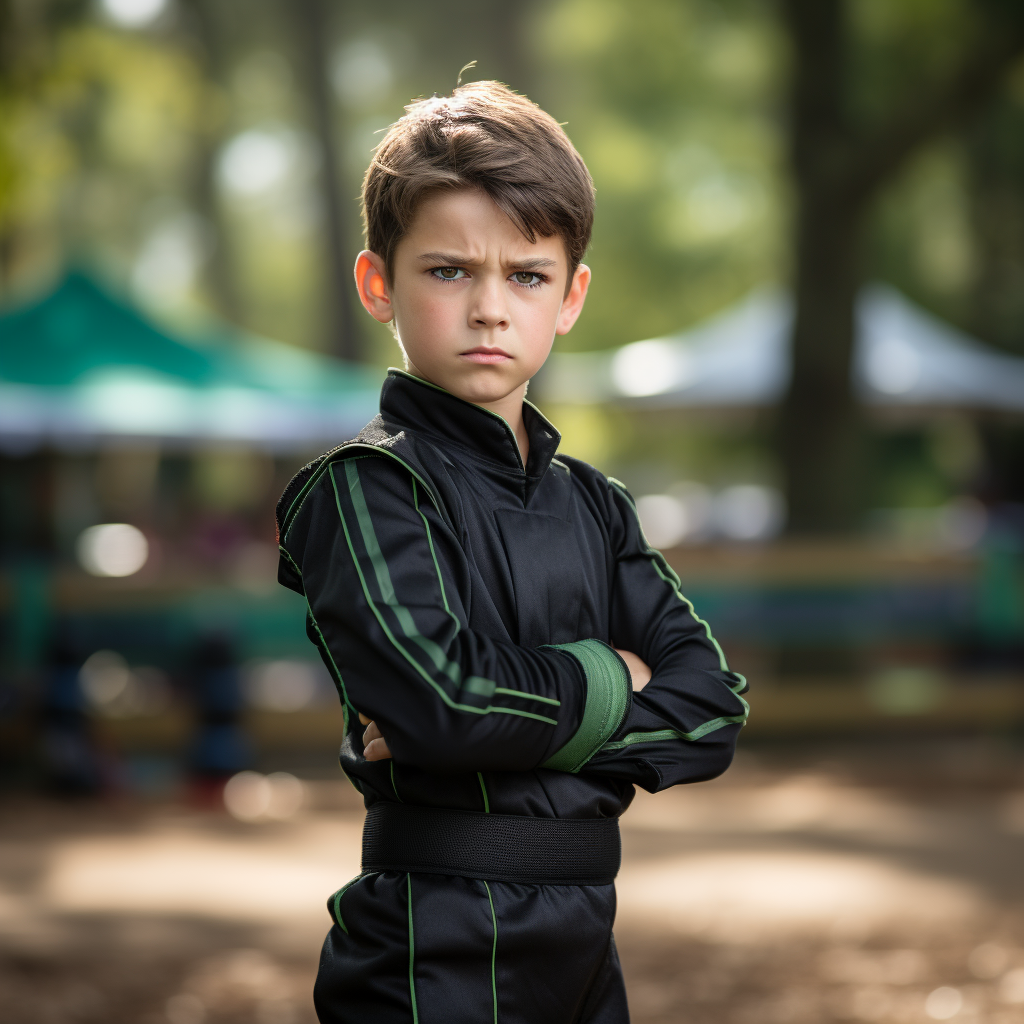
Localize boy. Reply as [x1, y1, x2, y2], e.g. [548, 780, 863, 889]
[276, 81, 748, 1024]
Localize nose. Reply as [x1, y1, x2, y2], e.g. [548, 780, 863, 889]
[468, 276, 509, 331]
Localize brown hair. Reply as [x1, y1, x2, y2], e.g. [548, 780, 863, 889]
[362, 80, 595, 283]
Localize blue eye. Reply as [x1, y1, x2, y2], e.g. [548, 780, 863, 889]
[432, 267, 466, 281]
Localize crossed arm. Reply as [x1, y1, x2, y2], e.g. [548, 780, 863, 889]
[286, 456, 746, 788]
[360, 648, 652, 761]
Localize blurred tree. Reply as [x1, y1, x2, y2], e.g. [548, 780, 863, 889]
[778, 0, 1024, 533]
[177, 0, 243, 325]
[966, 93, 1024, 355]
[287, 0, 359, 362]
[0, 0, 17, 282]
[537, 0, 784, 352]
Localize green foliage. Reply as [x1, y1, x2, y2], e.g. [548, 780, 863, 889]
[1, 25, 206, 283]
[536, 0, 786, 352]
[1, 0, 1022, 509]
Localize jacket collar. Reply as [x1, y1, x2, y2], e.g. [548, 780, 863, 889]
[379, 368, 561, 485]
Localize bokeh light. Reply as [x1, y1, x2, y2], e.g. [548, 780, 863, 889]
[244, 660, 322, 712]
[924, 986, 963, 1020]
[612, 340, 689, 397]
[223, 771, 305, 822]
[76, 523, 149, 577]
[217, 129, 296, 197]
[332, 40, 393, 106]
[79, 650, 131, 708]
[636, 483, 783, 547]
[79, 651, 173, 717]
[714, 484, 785, 542]
[636, 494, 689, 549]
[100, 0, 169, 28]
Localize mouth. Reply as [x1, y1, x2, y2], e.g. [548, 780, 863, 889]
[459, 346, 512, 365]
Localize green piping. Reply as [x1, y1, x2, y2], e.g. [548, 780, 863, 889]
[407, 874, 419, 1023]
[541, 640, 630, 773]
[330, 872, 367, 935]
[331, 465, 463, 706]
[412, 477, 466, 661]
[306, 604, 356, 715]
[608, 479, 742, 679]
[390, 762, 402, 802]
[477, 772, 490, 813]
[412, 478, 456, 620]
[347, 460, 460, 683]
[282, 445, 450, 543]
[331, 462, 558, 726]
[483, 880, 498, 1024]
[493, 687, 560, 706]
[388, 368, 528, 472]
[609, 479, 750, 724]
[278, 544, 302, 578]
[602, 719, 747, 752]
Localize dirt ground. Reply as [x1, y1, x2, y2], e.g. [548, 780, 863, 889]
[3, 737, 1024, 1024]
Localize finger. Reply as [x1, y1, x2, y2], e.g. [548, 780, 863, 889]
[362, 720, 382, 746]
[363, 738, 393, 761]
[358, 713, 371, 726]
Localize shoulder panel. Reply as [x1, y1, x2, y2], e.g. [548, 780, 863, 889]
[276, 417, 455, 543]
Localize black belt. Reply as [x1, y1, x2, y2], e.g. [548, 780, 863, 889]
[361, 802, 621, 886]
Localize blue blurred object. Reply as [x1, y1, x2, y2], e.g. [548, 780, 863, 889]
[187, 631, 250, 780]
[39, 628, 103, 795]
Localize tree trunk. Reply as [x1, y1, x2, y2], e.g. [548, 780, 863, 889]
[778, 0, 1024, 534]
[179, 0, 244, 326]
[967, 101, 1024, 355]
[781, 195, 864, 532]
[289, 0, 360, 362]
[779, 0, 865, 533]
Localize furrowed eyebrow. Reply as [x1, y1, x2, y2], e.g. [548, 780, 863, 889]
[416, 251, 480, 266]
[508, 258, 558, 271]
[415, 251, 559, 272]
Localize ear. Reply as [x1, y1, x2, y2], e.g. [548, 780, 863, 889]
[555, 263, 591, 336]
[354, 250, 394, 323]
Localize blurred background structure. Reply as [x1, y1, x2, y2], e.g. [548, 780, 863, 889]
[2, 1, 1024, 1022]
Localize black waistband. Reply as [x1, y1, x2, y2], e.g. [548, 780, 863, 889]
[361, 802, 621, 886]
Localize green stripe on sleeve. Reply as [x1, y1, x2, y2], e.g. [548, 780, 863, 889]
[608, 478, 750, 721]
[331, 459, 558, 726]
[540, 639, 630, 773]
[347, 460, 460, 684]
[306, 604, 356, 716]
[600, 716, 747, 752]
[494, 687, 560, 706]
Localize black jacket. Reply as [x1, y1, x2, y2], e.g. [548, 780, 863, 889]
[276, 369, 748, 819]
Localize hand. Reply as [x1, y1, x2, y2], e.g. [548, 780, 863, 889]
[359, 713, 393, 761]
[613, 648, 652, 691]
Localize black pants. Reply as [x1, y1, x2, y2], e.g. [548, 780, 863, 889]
[313, 872, 629, 1024]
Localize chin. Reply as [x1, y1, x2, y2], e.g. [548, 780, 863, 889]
[452, 367, 525, 405]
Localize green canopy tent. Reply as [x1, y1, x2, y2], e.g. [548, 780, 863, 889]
[0, 272, 382, 451]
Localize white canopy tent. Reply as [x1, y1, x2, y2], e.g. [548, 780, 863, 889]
[539, 285, 1024, 411]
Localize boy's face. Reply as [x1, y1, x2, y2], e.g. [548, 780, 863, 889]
[355, 189, 590, 410]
